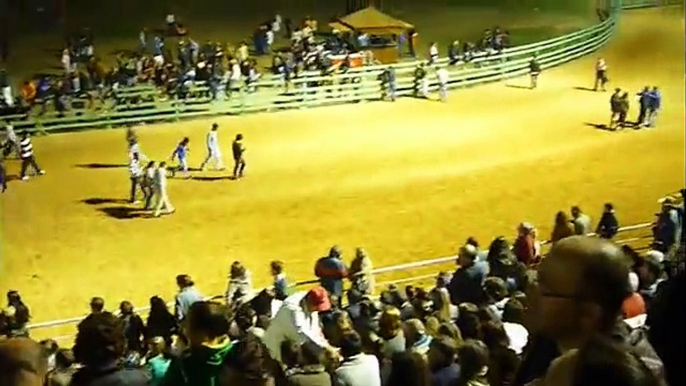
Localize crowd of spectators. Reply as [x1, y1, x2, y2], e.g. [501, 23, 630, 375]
[0, 195, 683, 386]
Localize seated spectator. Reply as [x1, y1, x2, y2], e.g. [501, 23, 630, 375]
[538, 334, 663, 386]
[386, 351, 432, 386]
[323, 310, 354, 348]
[483, 277, 509, 321]
[596, 203, 619, 239]
[2, 290, 30, 338]
[270, 260, 289, 301]
[349, 247, 375, 296]
[146, 337, 172, 386]
[424, 316, 441, 338]
[481, 321, 520, 386]
[501, 299, 528, 355]
[428, 336, 460, 386]
[380, 285, 414, 320]
[0, 337, 48, 386]
[551, 211, 574, 243]
[435, 271, 452, 289]
[262, 286, 333, 362]
[46, 348, 77, 386]
[163, 301, 233, 386]
[378, 306, 405, 381]
[429, 287, 458, 323]
[39, 339, 59, 372]
[456, 303, 482, 341]
[314, 246, 348, 303]
[280, 340, 332, 386]
[437, 321, 463, 343]
[175, 274, 204, 322]
[448, 245, 488, 306]
[513, 222, 536, 266]
[455, 339, 490, 386]
[230, 303, 257, 340]
[515, 236, 665, 385]
[637, 252, 666, 309]
[146, 296, 178, 345]
[334, 331, 381, 386]
[571, 206, 592, 235]
[218, 334, 277, 386]
[225, 261, 253, 308]
[119, 300, 145, 355]
[404, 318, 432, 356]
[349, 298, 381, 352]
[486, 237, 527, 293]
[622, 272, 646, 319]
[71, 312, 150, 385]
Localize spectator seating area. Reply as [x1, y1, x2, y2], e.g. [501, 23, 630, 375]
[0, 193, 683, 386]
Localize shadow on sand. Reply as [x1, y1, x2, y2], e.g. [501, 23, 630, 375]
[192, 175, 235, 181]
[505, 84, 533, 90]
[76, 163, 128, 169]
[584, 122, 640, 131]
[82, 198, 129, 205]
[574, 86, 599, 92]
[98, 206, 147, 220]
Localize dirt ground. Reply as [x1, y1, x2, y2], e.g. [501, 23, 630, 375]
[0, 7, 684, 340]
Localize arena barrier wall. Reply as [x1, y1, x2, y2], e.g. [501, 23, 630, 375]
[4, 1, 676, 133]
[26, 221, 654, 342]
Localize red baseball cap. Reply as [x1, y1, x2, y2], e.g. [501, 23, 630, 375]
[306, 286, 331, 312]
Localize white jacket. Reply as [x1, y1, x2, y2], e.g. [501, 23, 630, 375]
[262, 292, 328, 362]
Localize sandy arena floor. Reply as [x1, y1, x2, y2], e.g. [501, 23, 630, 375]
[0, 7, 684, 339]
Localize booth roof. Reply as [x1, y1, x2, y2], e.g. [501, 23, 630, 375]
[329, 6, 414, 33]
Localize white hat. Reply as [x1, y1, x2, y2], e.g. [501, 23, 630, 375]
[628, 272, 639, 293]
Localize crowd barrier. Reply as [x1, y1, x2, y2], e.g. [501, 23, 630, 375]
[15, 0, 674, 340]
[5, 1, 675, 133]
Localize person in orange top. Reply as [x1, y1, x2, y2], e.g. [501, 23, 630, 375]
[514, 222, 536, 266]
[622, 272, 646, 319]
[20, 81, 36, 106]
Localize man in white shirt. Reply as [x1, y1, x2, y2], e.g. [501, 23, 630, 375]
[200, 123, 224, 171]
[153, 161, 175, 217]
[335, 331, 381, 386]
[436, 67, 449, 102]
[429, 42, 439, 64]
[262, 286, 333, 362]
[594, 57, 608, 92]
[128, 152, 143, 204]
[228, 60, 241, 97]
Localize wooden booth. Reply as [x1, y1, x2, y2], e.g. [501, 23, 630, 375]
[329, 6, 414, 64]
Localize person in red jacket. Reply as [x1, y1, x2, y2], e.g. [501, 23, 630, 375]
[514, 222, 536, 266]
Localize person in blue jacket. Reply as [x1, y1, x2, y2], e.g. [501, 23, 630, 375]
[636, 86, 651, 127]
[646, 86, 661, 128]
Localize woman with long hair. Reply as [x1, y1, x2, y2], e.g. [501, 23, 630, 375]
[145, 296, 177, 345]
[386, 351, 432, 386]
[481, 321, 520, 386]
[225, 261, 253, 309]
[430, 287, 457, 323]
[551, 211, 575, 243]
[456, 339, 491, 386]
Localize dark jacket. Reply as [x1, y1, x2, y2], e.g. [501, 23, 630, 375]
[596, 211, 619, 239]
[447, 261, 488, 305]
[283, 365, 332, 386]
[70, 361, 151, 386]
[121, 313, 146, 354]
[432, 364, 460, 386]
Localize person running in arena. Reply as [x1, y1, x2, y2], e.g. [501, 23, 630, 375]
[153, 161, 175, 217]
[19, 131, 45, 181]
[200, 123, 224, 171]
[529, 54, 541, 89]
[232, 134, 246, 179]
[169, 137, 190, 178]
[593, 57, 608, 92]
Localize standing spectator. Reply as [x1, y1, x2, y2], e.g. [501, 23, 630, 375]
[3, 122, 18, 158]
[404, 319, 432, 356]
[146, 296, 178, 345]
[609, 88, 622, 129]
[46, 349, 77, 386]
[645, 86, 661, 128]
[427, 336, 461, 386]
[174, 274, 203, 322]
[231, 133, 246, 179]
[163, 302, 233, 386]
[280, 340, 332, 386]
[654, 198, 681, 254]
[0, 69, 11, 107]
[551, 211, 575, 243]
[386, 351, 432, 386]
[314, 245, 348, 303]
[271, 260, 289, 301]
[436, 67, 449, 102]
[448, 40, 461, 65]
[129, 152, 143, 204]
[146, 337, 172, 386]
[153, 161, 175, 217]
[515, 236, 665, 384]
[455, 340, 490, 386]
[428, 42, 439, 64]
[71, 312, 150, 385]
[448, 244, 488, 305]
[571, 206, 592, 235]
[593, 57, 608, 92]
[119, 301, 146, 355]
[334, 331, 381, 386]
[513, 222, 536, 266]
[349, 247, 375, 296]
[2, 290, 30, 338]
[262, 287, 333, 362]
[618, 92, 630, 128]
[596, 203, 619, 239]
[382, 67, 396, 102]
[225, 261, 253, 307]
[18, 131, 45, 181]
[529, 55, 541, 89]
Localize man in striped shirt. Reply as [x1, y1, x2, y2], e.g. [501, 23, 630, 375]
[128, 152, 143, 204]
[19, 131, 45, 181]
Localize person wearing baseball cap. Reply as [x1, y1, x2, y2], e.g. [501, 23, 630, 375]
[262, 286, 333, 362]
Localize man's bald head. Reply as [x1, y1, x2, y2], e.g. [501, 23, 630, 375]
[539, 236, 631, 335]
[0, 338, 48, 386]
